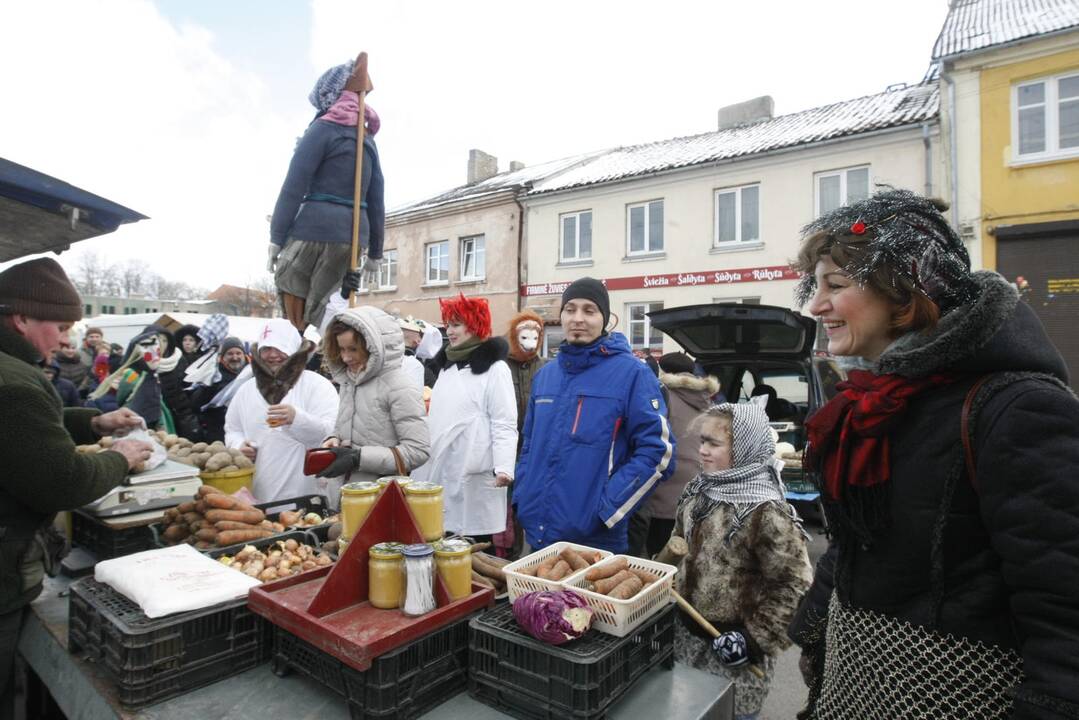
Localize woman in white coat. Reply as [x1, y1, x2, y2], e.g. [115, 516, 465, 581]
[412, 294, 517, 541]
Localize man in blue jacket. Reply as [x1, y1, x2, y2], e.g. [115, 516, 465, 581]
[514, 278, 675, 553]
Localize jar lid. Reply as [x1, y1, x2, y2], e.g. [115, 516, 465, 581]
[341, 481, 379, 495]
[403, 480, 442, 495]
[377, 476, 412, 487]
[369, 542, 404, 558]
[434, 538, 470, 556]
[402, 543, 434, 558]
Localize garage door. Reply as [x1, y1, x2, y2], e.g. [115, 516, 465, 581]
[996, 223, 1079, 387]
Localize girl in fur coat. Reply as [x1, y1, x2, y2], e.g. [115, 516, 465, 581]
[672, 403, 812, 720]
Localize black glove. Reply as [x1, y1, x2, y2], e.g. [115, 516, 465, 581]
[711, 625, 764, 667]
[339, 269, 362, 299]
[315, 446, 361, 477]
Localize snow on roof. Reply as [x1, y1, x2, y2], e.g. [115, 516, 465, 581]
[527, 83, 939, 196]
[932, 0, 1079, 59]
[388, 151, 606, 217]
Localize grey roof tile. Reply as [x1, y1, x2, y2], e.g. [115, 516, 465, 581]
[932, 0, 1079, 59]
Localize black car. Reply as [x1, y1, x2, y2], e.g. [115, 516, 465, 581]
[648, 303, 844, 522]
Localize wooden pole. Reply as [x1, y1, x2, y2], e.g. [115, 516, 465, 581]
[345, 52, 373, 308]
[671, 589, 766, 679]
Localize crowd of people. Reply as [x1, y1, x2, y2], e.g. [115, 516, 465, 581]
[3, 176, 1078, 718]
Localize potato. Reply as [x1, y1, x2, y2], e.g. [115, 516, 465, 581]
[283, 539, 299, 552]
[191, 442, 209, 453]
[205, 451, 233, 473]
[175, 447, 192, 458]
[221, 465, 240, 473]
[208, 441, 227, 452]
[233, 455, 255, 469]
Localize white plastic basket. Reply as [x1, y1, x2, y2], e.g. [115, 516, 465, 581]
[502, 542, 612, 601]
[563, 555, 678, 637]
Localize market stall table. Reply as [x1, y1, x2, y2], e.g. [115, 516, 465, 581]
[18, 576, 734, 719]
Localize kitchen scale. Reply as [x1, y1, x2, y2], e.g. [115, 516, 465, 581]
[82, 459, 202, 518]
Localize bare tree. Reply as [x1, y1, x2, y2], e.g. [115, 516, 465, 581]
[74, 251, 106, 295]
[119, 259, 150, 297]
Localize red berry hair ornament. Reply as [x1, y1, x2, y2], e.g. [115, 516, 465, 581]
[850, 221, 867, 235]
[439, 293, 492, 340]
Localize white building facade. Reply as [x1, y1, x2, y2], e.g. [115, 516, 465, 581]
[520, 85, 944, 354]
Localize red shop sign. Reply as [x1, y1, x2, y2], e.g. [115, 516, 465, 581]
[520, 264, 800, 296]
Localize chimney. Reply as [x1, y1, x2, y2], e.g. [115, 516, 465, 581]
[467, 149, 498, 184]
[717, 95, 774, 130]
[509, 160, 525, 172]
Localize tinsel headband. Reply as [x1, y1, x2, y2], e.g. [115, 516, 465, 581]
[794, 189, 979, 315]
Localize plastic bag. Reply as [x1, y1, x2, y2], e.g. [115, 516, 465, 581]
[113, 423, 167, 472]
[95, 544, 260, 618]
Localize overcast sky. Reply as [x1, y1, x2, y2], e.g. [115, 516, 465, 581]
[0, 0, 950, 291]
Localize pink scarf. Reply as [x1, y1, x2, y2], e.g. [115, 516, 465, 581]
[319, 90, 380, 135]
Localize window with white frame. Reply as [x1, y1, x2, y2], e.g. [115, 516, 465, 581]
[627, 200, 664, 255]
[560, 210, 593, 262]
[815, 166, 870, 216]
[1014, 72, 1079, 161]
[626, 302, 664, 349]
[459, 235, 486, 281]
[358, 249, 398, 291]
[425, 241, 449, 284]
[715, 184, 760, 246]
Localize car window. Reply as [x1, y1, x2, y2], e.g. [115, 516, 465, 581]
[759, 370, 808, 404]
[814, 359, 845, 400]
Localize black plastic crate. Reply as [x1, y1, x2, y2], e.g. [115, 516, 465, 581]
[270, 612, 477, 719]
[207, 529, 320, 560]
[468, 602, 675, 720]
[67, 577, 270, 708]
[71, 509, 158, 560]
[148, 494, 332, 551]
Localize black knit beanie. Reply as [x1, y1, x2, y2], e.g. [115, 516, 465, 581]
[219, 336, 245, 356]
[0, 257, 82, 321]
[659, 352, 695, 375]
[560, 277, 610, 333]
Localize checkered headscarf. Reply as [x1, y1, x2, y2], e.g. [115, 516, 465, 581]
[677, 403, 800, 543]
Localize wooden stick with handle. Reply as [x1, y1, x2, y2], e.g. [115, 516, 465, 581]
[672, 589, 766, 679]
[344, 51, 373, 308]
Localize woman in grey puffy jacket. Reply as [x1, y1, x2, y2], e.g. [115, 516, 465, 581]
[314, 306, 430, 507]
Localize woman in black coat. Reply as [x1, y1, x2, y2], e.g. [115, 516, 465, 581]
[787, 190, 1079, 719]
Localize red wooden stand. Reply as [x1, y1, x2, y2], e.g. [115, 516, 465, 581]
[248, 481, 494, 671]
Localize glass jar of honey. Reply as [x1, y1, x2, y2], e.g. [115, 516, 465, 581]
[377, 476, 412, 493]
[434, 539, 472, 600]
[339, 481, 379, 541]
[368, 542, 405, 609]
[403, 481, 443, 542]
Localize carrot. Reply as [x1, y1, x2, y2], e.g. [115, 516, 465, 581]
[547, 560, 571, 581]
[181, 511, 201, 526]
[216, 528, 273, 546]
[164, 508, 179, 523]
[469, 542, 492, 553]
[630, 568, 660, 585]
[162, 524, 189, 543]
[194, 540, 214, 550]
[516, 565, 536, 576]
[585, 557, 628, 582]
[535, 556, 558, 579]
[607, 575, 644, 600]
[593, 569, 634, 594]
[195, 500, 208, 515]
[177, 501, 196, 514]
[559, 548, 589, 572]
[215, 520, 261, 531]
[205, 493, 243, 510]
[471, 570, 496, 589]
[476, 551, 508, 567]
[197, 484, 222, 497]
[472, 554, 506, 583]
[195, 528, 218, 542]
[205, 508, 265, 524]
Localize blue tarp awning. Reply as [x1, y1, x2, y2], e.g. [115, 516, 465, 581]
[0, 157, 148, 262]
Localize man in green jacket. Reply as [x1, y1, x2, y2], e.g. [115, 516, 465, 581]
[0, 258, 152, 718]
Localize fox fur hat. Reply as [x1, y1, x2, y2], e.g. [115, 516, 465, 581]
[507, 310, 545, 361]
[439, 293, 492, 340]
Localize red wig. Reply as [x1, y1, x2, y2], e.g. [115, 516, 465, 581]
[439, 293, 492, 339]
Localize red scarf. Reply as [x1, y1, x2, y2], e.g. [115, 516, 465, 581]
[805, 369, 956, 501]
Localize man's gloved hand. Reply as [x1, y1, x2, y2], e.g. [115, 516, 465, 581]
[339, 269, 362, 299]
[267, 244, 281, 273]
[315, 446, 361, 477]
[358, 254, 381, 288]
